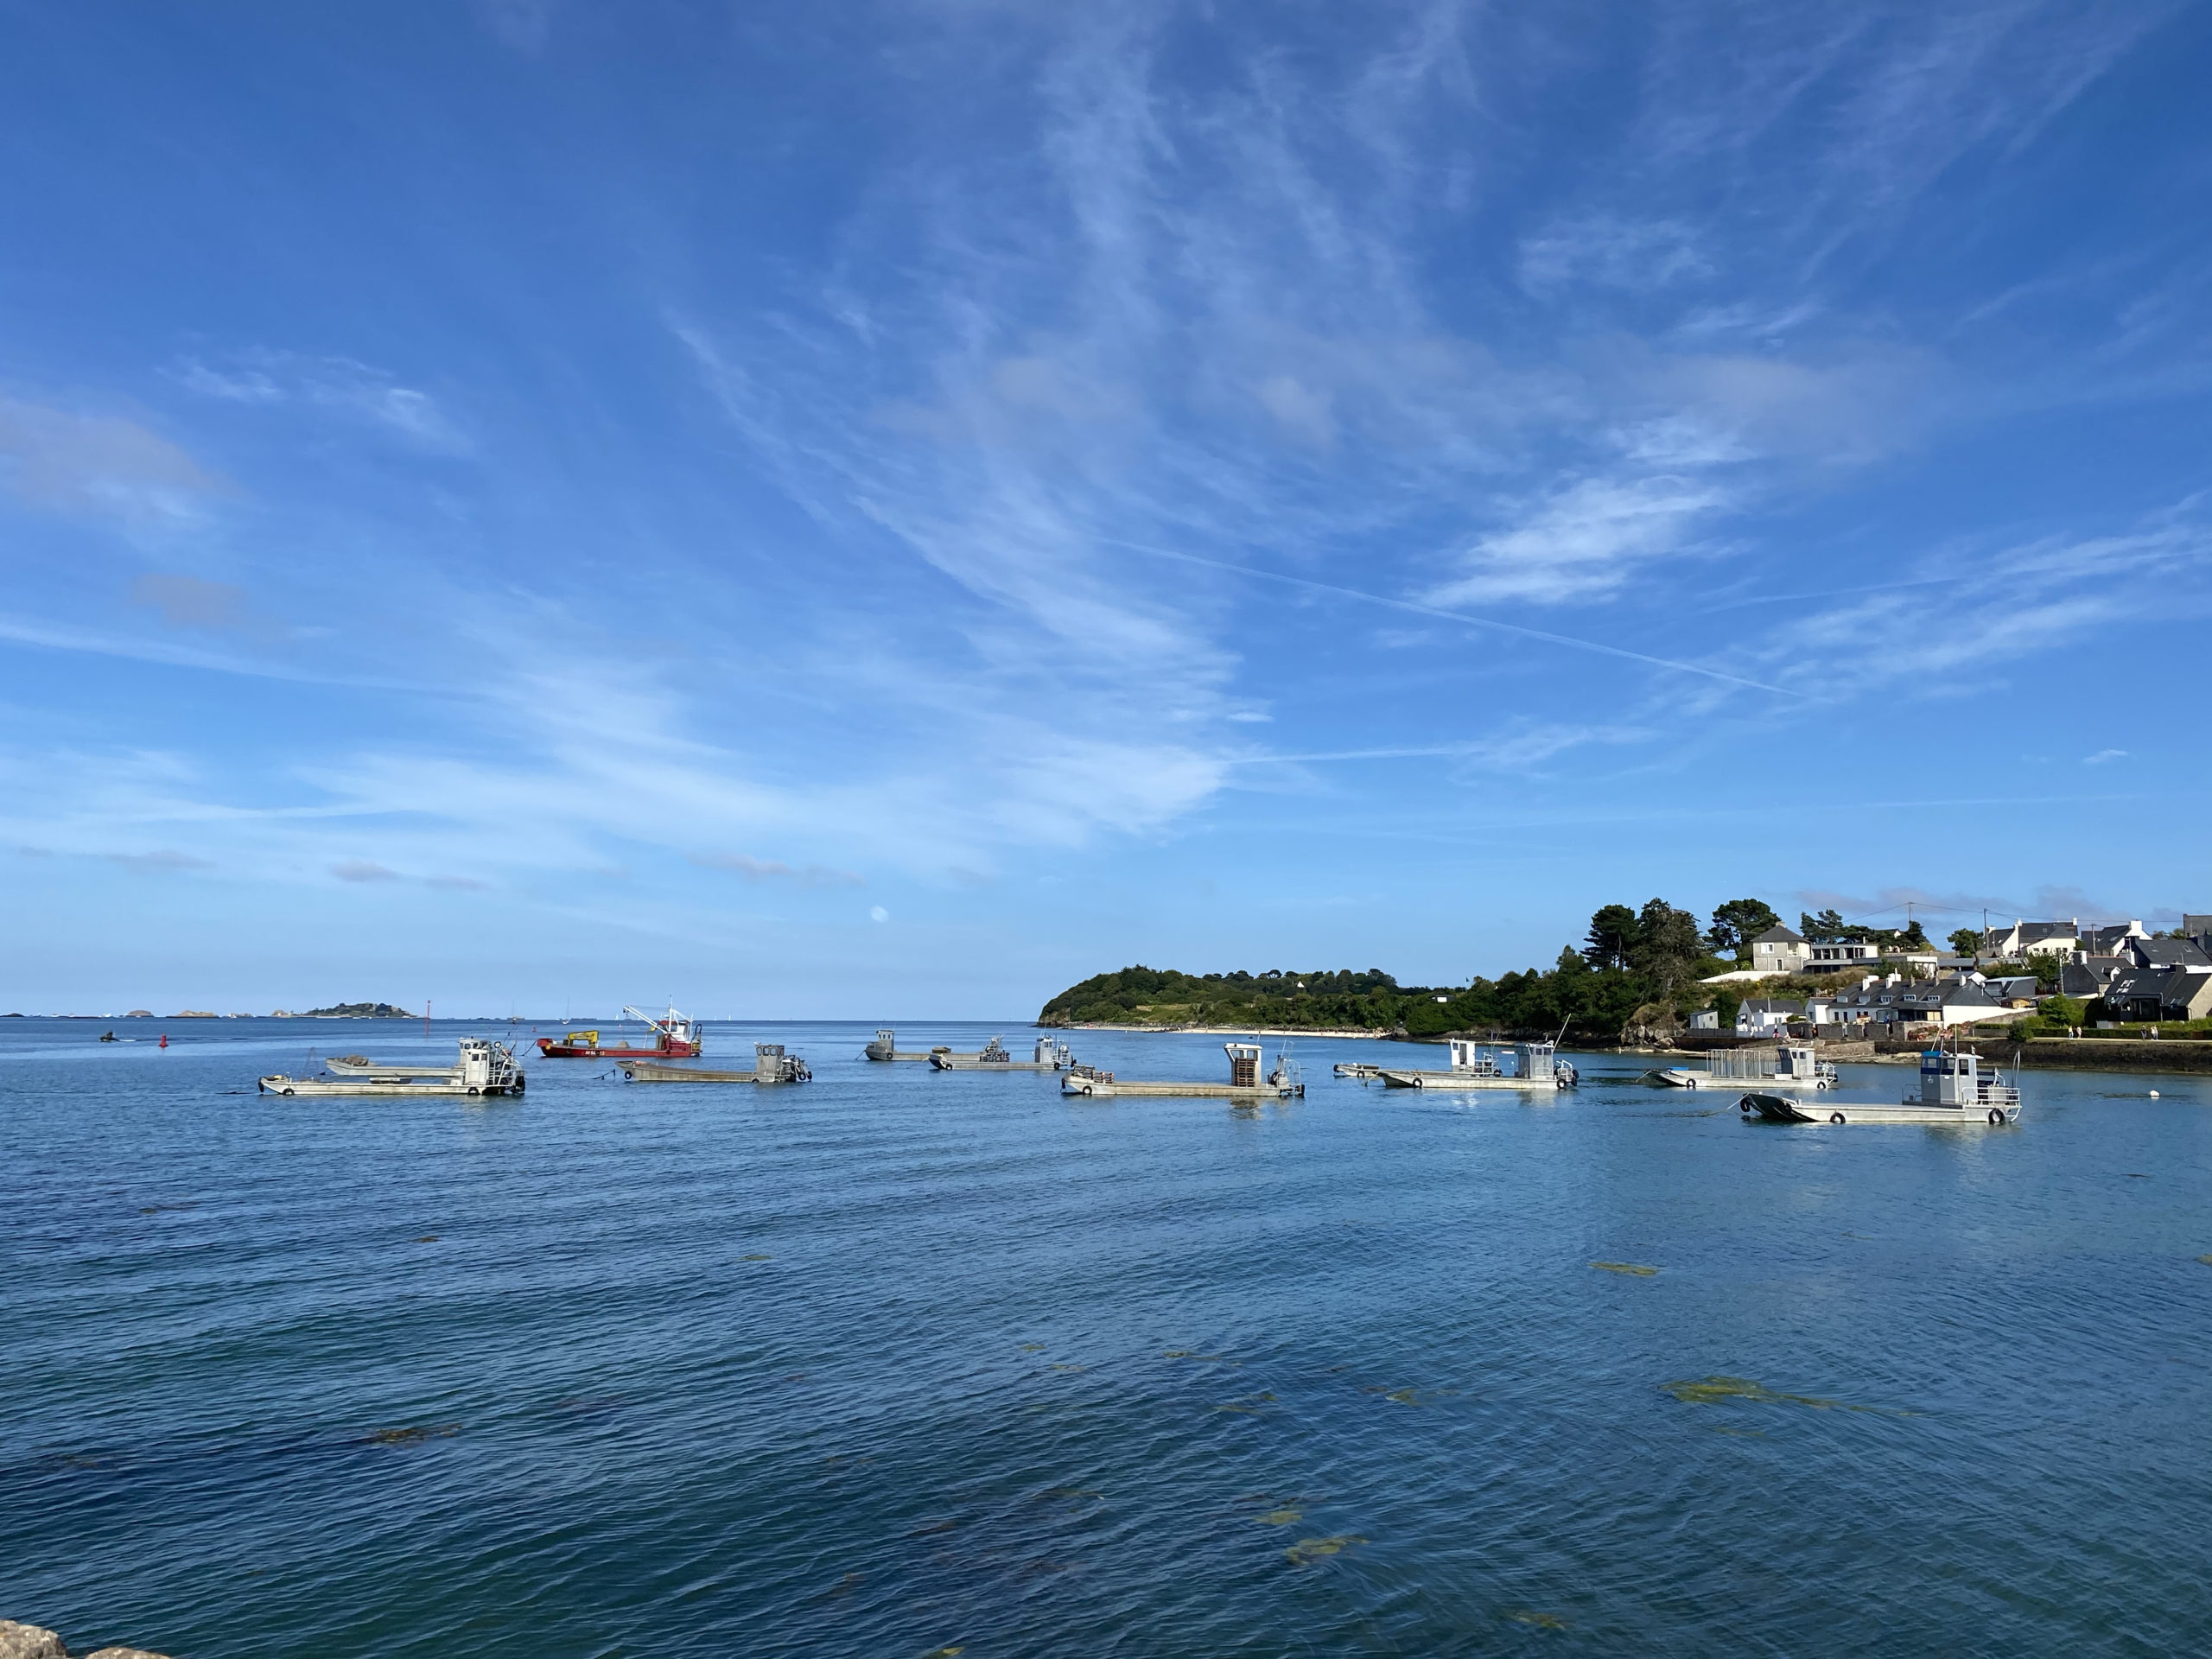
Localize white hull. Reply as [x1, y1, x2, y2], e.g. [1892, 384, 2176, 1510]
[260, 1075, 518, 1096]
[261, 1036, 524, 1097]
[1739, 1092, 2020, 1127]
[1380, 1070, 1560, 1090]
[1659, 1067, 1829, 1090]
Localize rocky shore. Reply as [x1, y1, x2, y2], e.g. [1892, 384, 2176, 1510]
[0, 1619, 169, 1659]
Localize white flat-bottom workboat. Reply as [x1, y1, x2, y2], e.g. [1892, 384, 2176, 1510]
[1381, 1039, 1577, 1090]
[1740, 1046, 2020, 1127]
[261, 1039, 524, 1096]
[1658, 1041, 1837, 1090]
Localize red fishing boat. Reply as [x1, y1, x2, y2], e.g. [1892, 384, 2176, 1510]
[537, 1005, 703, 1059]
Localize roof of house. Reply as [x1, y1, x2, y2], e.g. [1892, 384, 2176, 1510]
[1830, 983, 1942, 1008]
[2058, 961, 2121, 998]
[2012, 919, 2079, 943]
[1740, 998, 1804, 1014]
[2081, 923, 2145, 952]
[2128, 938, 2212, 969]
[1939, 982, 2005, 1009]
[1752, 925, 1803, 944]
[2106, 965, 2212, 1007]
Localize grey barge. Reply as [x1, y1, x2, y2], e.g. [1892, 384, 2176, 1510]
[1061, 1041, 1303, 1100]
[931, 1034, 1075, 1072]
[866, 1029, 980, 1063]
[620, 1043, 811, 1084]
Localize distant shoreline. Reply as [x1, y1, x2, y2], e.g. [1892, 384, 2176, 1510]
[1064, 1021, 1408, 1039]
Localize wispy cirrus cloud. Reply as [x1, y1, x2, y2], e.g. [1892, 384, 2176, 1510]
[174, 351, 465, 450]
[1760, 512, 2212, 689]
[1431, 476, 1730, 607]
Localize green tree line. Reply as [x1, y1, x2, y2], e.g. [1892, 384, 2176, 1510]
[1038, 897, 1787, 1039]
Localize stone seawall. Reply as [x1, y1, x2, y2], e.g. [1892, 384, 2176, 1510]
[2012, 1039, 2212, 1075]
[1872, 1037, 2212, 1074]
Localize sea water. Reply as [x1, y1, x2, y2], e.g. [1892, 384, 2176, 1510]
[5, 1018, 2209, 1656]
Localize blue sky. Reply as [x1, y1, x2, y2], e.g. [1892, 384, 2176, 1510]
[3, 0, 2209, 1016]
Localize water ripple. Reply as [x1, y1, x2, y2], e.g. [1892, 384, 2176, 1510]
[5, 1020, 2209, 1655]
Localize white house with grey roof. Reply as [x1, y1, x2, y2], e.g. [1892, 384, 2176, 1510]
[1815, 975, 2019, 1028]
[1990, 918, 2081, 957]
[2080, 920, 2150, 957]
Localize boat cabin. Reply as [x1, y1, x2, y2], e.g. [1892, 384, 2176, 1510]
[1446, 1039, 1554, 1078]
[1225, 1042, 1262, 1086]
[1773, 1042, 1825, 1082]
[457, 1039, 522, 1092]
[1033, 1035, 1071, 1067]
[1916, 1049, 2019, 1109]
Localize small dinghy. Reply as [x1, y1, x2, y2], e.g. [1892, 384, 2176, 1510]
[1739, 1044, 2021, 1127]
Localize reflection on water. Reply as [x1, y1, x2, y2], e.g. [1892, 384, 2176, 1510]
[4, 1019, 2210, 1656]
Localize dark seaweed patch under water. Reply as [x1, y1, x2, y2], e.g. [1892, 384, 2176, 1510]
[1660, 1376, 1909, 1414]
[360, 1424, 458, 1447]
